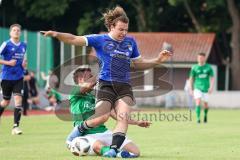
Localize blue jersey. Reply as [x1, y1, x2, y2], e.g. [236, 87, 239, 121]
[85, 34, 141, 83]
[0, 40, 27, 80]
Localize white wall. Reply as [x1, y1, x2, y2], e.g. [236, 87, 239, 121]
[135, 90, 240, 108]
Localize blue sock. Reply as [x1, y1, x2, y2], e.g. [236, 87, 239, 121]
[66, 126, 82, 143]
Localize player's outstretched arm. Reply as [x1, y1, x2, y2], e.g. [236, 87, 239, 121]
[40, 31, 86, 46]
[132, 50, 172, 70]
[0, 59, 16, 66]
[125, 119, 151, 128]
[110, 110, 151, 128]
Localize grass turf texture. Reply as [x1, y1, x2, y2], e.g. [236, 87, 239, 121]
[0, 109, 239, 160]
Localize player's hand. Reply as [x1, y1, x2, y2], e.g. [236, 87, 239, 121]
[22, 59, 27, 68]
[40, 30, 58, 37]
[7, 59, 17, 66]
[137, 120, 151, 128]
[157, 50, 172, 63]
[24, 75, 31, 81]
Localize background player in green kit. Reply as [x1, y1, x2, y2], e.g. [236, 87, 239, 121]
[66, 66, 150, 158]
[189, 53, 215, 123]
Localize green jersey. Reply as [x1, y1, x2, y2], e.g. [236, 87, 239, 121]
[190, 63, 214, 93]
[69, 86, 107, 135]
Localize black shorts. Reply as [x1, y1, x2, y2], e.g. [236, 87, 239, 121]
[30, 89, 38, 97]
[96, 80, 135, 107]
[1, 78, 24, 100]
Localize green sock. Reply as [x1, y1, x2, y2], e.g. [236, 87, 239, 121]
[100, 146, 110, 155]
[195, 105, 201, 121]
[204, 108, 208, 118]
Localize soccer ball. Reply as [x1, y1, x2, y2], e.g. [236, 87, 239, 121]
[70, 137, 91, 156]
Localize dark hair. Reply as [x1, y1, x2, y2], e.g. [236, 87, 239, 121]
[198, 52, 206, 57]
[73, 68, 91, 84]
[102, 6, 129, 31]
[10, 24, 21, 31]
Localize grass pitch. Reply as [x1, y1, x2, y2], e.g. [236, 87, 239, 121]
[0, 109, 239, 160]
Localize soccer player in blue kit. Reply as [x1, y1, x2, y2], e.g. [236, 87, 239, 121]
[0, 24, 27, 135]
[41, 6, 172, 157]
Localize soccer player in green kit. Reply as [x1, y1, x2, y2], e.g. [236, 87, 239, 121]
[189, 53, 215, 123]
[66, 66, 151, 158]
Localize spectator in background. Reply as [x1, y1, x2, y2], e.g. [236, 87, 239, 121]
[28, 71, 40, 109]
[41, 70, 59, 91]
[22, 61, 31, 116]
[44, 88, 62, 111]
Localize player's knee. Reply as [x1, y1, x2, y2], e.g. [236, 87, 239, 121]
[203, 102, 208, 107]
[117, 112, 129, 122]
[92, 141, 103, 155]
[131, 148, 140, 157]
[124, 142, 141, 157]
[1, 100, 10, 107]
[195, 100, 201, 105]
[14, 96, 22, 106]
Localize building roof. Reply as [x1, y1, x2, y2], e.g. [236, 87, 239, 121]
[88, 32, 216, 63]
[127, 32, 216, 63]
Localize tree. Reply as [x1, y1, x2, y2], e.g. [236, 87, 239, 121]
[226, 0, 240, 90]
[129, 0, 148, 31]
[128, 0, 171, 32]
[168, 0, 240, 90]
[169, 0, 203, 32]
[15, 0, 70, 21]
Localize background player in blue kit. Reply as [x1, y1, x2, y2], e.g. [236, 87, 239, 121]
[0, 24, 27, 135]
[41, 6, 172, 157]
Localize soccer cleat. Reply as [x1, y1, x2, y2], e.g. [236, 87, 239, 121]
[12, 127, 23, 135]
[204, 117, 207, 123]
[197, 120, 201, 123]
[117, 150, 138, 158]
[103, 148, 117, 158]
[117, 150, 130, 158]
